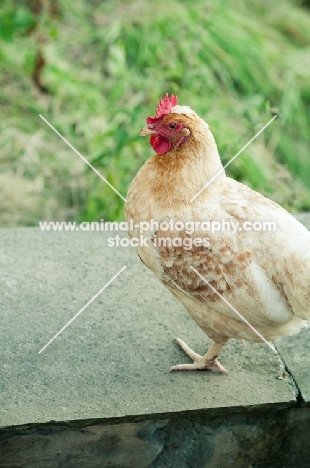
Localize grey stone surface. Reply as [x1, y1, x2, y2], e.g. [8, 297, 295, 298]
[0, 228, 298, 431]
[151, 409, 310, 468]
[276, 326, 310, 404]
[0, 420, 166, 468]
[1, 409, 310, 468]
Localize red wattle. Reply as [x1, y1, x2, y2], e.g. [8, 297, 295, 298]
[150, 135, 171, 155]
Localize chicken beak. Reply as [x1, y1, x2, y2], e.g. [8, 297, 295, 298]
[140, 126, 157, 136]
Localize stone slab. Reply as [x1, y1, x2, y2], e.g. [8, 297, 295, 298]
[276, 329, 310, 405]
[0, 228, 298, 430]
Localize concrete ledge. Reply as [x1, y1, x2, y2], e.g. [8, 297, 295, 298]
[0, 214, 310, 466]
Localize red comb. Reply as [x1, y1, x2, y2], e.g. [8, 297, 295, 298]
[146, 93, 178, 124]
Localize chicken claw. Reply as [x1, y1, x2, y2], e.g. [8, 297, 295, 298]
[170, 338, 228, 374]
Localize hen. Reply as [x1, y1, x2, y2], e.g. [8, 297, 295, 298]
[125, 94, 310, 374]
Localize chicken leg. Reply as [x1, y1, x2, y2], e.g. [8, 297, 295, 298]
[170, 338, 228, 374]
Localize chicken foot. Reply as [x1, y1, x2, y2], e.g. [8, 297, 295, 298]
[170, 338, 228, 374]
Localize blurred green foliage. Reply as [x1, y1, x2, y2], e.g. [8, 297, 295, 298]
[0, 6, 35, 41]
[0, 0, 310, 226]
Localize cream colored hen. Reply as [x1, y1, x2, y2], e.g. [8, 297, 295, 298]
[125, 94, 310, 374]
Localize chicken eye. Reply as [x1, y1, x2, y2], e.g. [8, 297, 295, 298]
[168, 123, 177, 130]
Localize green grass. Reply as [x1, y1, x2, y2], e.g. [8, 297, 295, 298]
[1, 0, 310, 226]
